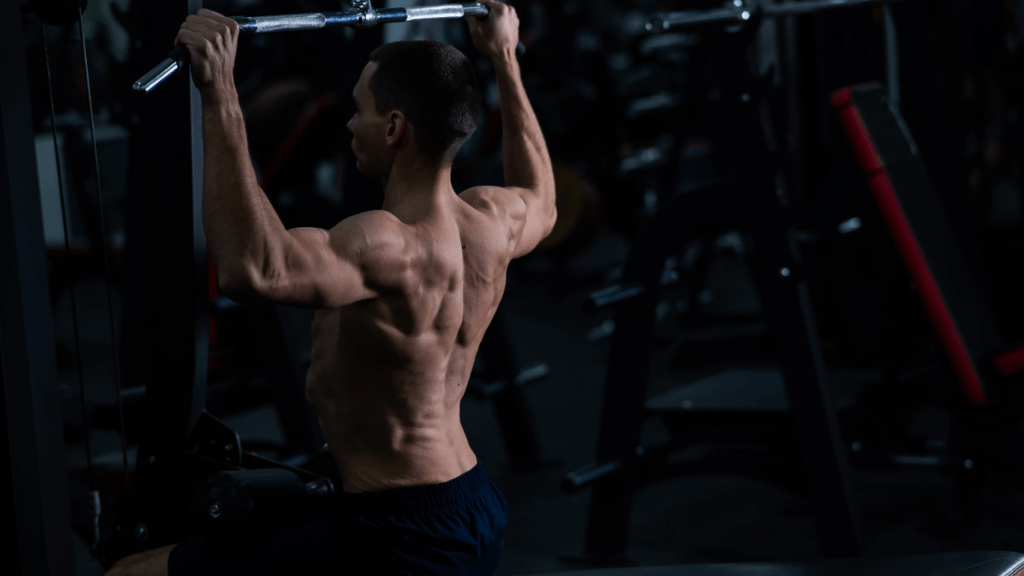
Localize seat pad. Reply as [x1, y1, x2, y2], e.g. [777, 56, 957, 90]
[516, 551, 1024, 576]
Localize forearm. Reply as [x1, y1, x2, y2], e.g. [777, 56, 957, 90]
[493, 55, 555, 201]
[201, 87, 286, 291]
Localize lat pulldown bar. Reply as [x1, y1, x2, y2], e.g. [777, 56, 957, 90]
[133, 1, 525, 93]
[646, 0, 909, 32]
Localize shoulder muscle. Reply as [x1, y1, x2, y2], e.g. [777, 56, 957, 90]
[460, 186, 526, 222]
[329, 210, 413, 288]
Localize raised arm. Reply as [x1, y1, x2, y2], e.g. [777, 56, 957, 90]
[466, 0, 557, 258]
[176, 10, 404, 308]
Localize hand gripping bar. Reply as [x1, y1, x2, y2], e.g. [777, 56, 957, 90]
[133, 2, 525, 93]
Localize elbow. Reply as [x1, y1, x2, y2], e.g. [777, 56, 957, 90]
[544, 182, 558, 237]
[545, 205, 559, 238]
[217, 270, 252, 301]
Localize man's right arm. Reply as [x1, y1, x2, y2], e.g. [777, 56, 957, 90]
[467, 0, 557, 258]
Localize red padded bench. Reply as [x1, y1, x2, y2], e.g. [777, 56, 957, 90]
[832, 83, 1024, 407]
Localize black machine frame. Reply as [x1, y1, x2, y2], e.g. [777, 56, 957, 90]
[1, 1, 75, 574]
[0, 0, 334, 568]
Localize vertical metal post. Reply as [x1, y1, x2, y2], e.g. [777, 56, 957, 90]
[109, 0, 210, 555]
[582, 272, 659, 560]
[478, 308, 548, 469]
[751, 260, 864, 557]
[781, 1, 807, 198]
[718, 18, 863, 557]
[580, 183, 743, 561]
[883, 4, 900, 111]
[0, 2, 75, 574]
[131, 0, 208, 449]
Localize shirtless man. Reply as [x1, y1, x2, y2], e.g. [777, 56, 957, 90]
[105, 1, 554, 574]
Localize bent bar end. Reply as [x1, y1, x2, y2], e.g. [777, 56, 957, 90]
[132, 46, 190, 93]
[133, 58, 179, 93]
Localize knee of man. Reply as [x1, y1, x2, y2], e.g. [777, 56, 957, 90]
[102, 559, 131, 576]
[102, 544, 174, 576]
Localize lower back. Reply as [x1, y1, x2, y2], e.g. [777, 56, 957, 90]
[317, 399, 478, 493]
[307, 306, 479, 493]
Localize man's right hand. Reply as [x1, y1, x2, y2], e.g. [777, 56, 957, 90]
[465, 0, 520, 61]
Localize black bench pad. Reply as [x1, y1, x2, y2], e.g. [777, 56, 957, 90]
[516, 552, 1024, 576]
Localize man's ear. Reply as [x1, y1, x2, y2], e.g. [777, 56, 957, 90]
[386, 111, 406, 148]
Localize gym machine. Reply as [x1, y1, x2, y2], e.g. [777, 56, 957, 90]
[4, 0, 537, 570]
[0, 1, 74, 573]
[98, 0, 339, 562]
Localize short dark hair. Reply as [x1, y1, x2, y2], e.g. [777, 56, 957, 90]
[368, 41, 481, 163]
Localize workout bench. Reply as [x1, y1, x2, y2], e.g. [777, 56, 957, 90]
[517, 551, 1024, 576]
[831, 83, 1024, 408]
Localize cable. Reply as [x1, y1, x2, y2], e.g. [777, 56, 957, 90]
[78, 6, 131, 491]
[42, 21, 94, 495]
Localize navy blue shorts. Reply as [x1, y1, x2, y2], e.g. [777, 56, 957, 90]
[168, 463, 506, 575]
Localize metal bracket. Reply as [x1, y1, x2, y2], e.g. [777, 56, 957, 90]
[188, 411, 242, 466]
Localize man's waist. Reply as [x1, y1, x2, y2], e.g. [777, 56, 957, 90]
[334, 458, 487, 515]
[332, 444, 478, 493]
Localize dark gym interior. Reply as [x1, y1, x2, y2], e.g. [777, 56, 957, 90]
[7, 1, 1024, 575]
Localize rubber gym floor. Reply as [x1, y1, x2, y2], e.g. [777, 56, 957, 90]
[63, 230, 1024, 575]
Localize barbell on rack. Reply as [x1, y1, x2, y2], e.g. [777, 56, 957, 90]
[133, 1, 526, 94]
[646, 0, 909, 33]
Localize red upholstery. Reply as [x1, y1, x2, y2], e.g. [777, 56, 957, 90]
[831, 87, 990, 407]
[995, 346, 1024, 378]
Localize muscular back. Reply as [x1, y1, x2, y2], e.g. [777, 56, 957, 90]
[305, 186, 519, 493]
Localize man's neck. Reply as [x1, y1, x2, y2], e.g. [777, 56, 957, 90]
[380, 153, 455, 212]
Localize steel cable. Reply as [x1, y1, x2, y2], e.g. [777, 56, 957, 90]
[77, 6, 131, 491]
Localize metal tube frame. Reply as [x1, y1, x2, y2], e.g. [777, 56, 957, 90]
[134, 3, 496, 93]
[0, 1, 75, 574]
[647, 0, 910, 32]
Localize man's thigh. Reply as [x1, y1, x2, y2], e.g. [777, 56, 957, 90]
[167, 515, 380, 576]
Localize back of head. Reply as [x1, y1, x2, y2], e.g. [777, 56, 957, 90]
[368, 41, 481, 164]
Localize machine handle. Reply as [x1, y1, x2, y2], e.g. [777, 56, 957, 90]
[562, 460, 623, 493]
[132, 45, 190, 94]
[585, 282, 646, 314]
[583, 270, 679, 314]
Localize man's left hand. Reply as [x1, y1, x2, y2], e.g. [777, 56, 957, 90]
[173, 9, 239, 93]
